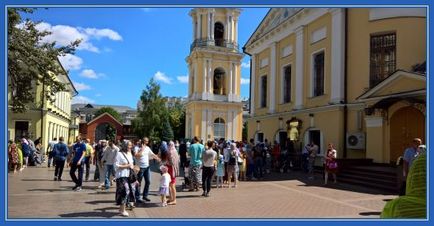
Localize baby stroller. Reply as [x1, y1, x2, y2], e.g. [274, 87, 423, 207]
[28, 149, 42, 166]
[181, 160, 191, 190]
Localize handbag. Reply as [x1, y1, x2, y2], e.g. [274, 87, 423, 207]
[120, 152, 138, 183]
[327, 161, 338, 169]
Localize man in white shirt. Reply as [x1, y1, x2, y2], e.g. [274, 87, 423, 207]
[47, 138, 58, 168]
[135, 137, 160, 202]
[101, 140, 119, 190]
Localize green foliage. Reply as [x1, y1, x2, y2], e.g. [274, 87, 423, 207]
[8, 8, 80, 113]
[105, 124, 116, 141]
[133, 79, 186, 142]
[94, 107, 122, 122]
[161, 115, 174, 142]
[242, 121, 248, 141]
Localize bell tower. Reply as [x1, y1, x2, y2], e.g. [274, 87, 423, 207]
[185, 8, 243, 141]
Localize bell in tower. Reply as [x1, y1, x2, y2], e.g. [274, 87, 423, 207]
[185, 8, 244, 142]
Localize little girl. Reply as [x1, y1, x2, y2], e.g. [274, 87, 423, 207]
[159, 165, 171, 207]
[216, 153, 225, 188]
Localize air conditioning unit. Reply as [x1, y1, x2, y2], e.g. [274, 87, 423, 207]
[346, 132, 366, 150]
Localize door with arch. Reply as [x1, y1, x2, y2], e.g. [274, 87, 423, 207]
[390, 106, 425, 163]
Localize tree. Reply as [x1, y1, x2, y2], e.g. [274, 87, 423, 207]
[161, 116, 174, 142]
[8, 8, 80, 113]
[133, 78, 167, 143]
[94, 107, 122, 122]
[167, 100, 186, 140]
[105, 124, 116, 141]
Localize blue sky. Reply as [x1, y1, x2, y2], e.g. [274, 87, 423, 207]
[22, 7, 269, 108]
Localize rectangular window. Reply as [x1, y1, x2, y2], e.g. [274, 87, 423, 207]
[283, 65, 292, 103]
[313, 51, 325, 97]
[370, 33, 396, 87]
[260, 76, 267, 108]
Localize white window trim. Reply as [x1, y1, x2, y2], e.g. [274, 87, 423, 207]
[304, 128, 325, 156]
[310, 26, 327, 45]
[281, 45, 293, 58]
[310, 48, 326, 98]
[260, 58, 269, 68]
[280, 62, 293, 105]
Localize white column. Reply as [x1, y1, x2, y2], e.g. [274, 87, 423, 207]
[229, 62, 233, 101]
[207, 110, 212, 139]
[48, 122, 52, 141]
[192, 18, 196, 41]
[203, 58, 207, 99]
[232, 111, 236, 141]
[234, 18, 238, 44]
[295, 26, 305, 109]
[227, 110, 233, 140]
[194, 62, 198, 99]
[208, 59, 213, 94]
[201, 109, 207, 141]
[211, 12, 215, 41]
[250, 56, 256, 116]
[269, 42, 277, 113]
[234, 63, 238, 102]
[226, 14, 230, 41]
[196, 14, 200, 40]
[330, 8, 345, 104]
[207, 12, 211, 40]
[197, 14, 202, 40]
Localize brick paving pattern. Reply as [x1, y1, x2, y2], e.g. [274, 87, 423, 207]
[7, 165, 396, 219]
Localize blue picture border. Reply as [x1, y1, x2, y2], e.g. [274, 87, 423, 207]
[1, 0, 431, 226]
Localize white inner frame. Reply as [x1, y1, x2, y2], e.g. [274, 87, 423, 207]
[259, 74, 267, 108]
[280, 62, 293, 104]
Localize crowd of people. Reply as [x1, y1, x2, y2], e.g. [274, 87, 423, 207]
[8, 133, 426, 218]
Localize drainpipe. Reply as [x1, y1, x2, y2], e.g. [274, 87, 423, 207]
[242, 46, 252, 114]
[343, 8, 348, 159]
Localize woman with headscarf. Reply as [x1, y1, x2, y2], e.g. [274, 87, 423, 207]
[166, 141, 180, 205]
[8, 141, 19, 173]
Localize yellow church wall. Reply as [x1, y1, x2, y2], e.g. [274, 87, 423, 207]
[345, 108, 367, 159]
[347, 8, 426, 102]
[303, 13, 332, 108]
[276, 34, 296, 112]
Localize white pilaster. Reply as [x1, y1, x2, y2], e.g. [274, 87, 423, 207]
[207, 110, 212, 139]
[234, 18, 238, 44]
[207, 12, 211, 40]
[198, 14, 202, 40]
[330, 8, 345, 104]
[194, 61, 198, 99]
[202, 58, 207, 99]
[226, 14, 230, 41]
[201, 109, 207, 141]
[208, 59, 213, 94]
[229, 62, 233, 101]
[295, 26, 305, 109]
[227, 110, 233, 140]
[250, 56, 256, 116]
[269, 42, 277, 113]
[196, 14, 200, 40]
[232, 111, 236, 140]
[211, 12, 215, 40]
[192, 18, 196, 40]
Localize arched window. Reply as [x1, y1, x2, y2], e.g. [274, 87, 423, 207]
[214, 22, 224, 47]
[213, 68, 226, 95]
[214, 118, 225, 139]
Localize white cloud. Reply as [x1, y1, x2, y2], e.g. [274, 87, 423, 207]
[58, 54, 83, 71]
[241, 78, 250, 85]
[241, 61, 251, 69]
[177, 75, 189, 84]
[72, 81, 91, 91]
[72, 95, 95, 104]
[154, 71, 172, 84]
[95, 93, 102, 97]
[80, 69, 105, 79]
[84, 28, 123, 41]
[33, 22, 122, 53]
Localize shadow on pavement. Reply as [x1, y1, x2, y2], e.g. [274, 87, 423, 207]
[85, 200, 115, 205]
[28, 188, 70, 192]
[22, 179, 59, 182]
[359, 211, 382, 216]
[59, 207, 120, 218]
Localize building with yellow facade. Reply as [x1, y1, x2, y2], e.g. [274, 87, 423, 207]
[8, 61, 78, 150]
[243, 8, 426, 164]
[185, 8, 243, 141]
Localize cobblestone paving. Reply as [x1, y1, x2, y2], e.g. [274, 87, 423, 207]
[7, 165, 396, 219]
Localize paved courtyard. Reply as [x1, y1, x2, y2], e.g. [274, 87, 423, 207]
[7, 164, 396, 219]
